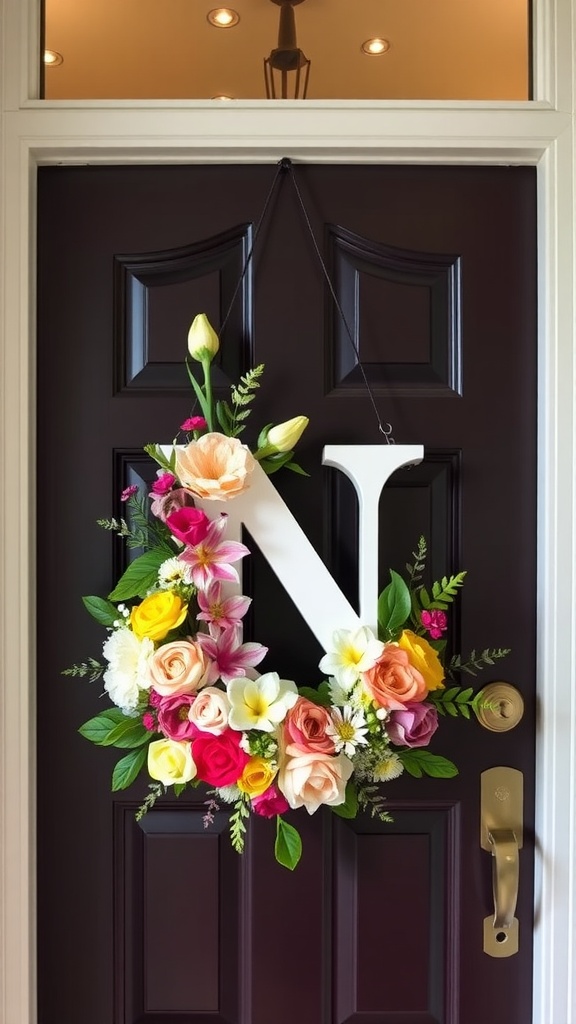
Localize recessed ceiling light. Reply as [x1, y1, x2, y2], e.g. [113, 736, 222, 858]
[212, 94, 234, 100]
[361, 38, 390, 56]
[207, 8, 240, 28]
[44, 49, 64, 66]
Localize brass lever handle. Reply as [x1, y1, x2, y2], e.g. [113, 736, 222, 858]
[488, 827, 519, 928]
[480, 768, 523, 957]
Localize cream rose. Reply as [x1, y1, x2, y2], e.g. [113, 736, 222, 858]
[278, 747, 353, 815]
[148, 738, 196, 786]
[175, 433, 255, 501]
[147, 639, 213, 696]
[188, 686, 231, 735]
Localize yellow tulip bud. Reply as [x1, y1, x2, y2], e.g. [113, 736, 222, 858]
[267, 415, 309, 453]
[187, 313, 220, 363]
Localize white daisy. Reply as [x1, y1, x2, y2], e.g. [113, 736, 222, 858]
[327, 705, 369, 757]
[372, 752, 405, 782]
[158, 557, 189, 588]
[319, 627, 384, 689]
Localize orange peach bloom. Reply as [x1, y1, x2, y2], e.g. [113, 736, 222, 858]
[363, 645, 427, 711]
[175, 432, 255, 501]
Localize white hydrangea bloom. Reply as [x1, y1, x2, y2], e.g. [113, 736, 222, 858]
[102, 627, 154, 714]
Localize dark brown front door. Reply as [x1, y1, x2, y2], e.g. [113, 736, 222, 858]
[37, 163, 536, 1024]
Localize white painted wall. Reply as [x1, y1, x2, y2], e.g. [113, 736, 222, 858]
[1, 1, 575, 1021]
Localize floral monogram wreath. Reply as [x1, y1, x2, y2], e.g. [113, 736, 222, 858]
[65, 314, 510, 869]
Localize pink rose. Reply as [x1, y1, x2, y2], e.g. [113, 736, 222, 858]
[363, 646, 427, 711]
[166, 506, 211, 546]
[150, 472, 176, 496]
[150, 486, 196, 523]
[192, 729, 250, 787]
[278, 747, 353, 815]
[252, 786, 290, 818]
[147, 639, 213, 697]
[157, 692, 197, 741]
[188, 686, 231, 735]
[284, 697, 336, 755]
[387, 702, 439, 748]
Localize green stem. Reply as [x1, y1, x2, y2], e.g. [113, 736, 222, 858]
[201, 357, 215, 432]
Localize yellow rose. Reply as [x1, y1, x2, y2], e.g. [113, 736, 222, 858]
[237, 756, 278, 798]
[130, 591, 188, 642]
[148, 738, 197, 786]
[397, 629, 445, 691]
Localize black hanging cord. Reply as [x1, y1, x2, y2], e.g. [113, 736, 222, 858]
[219, 156, 395, 443]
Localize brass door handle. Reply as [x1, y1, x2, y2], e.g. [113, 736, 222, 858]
[480, 767, 523, 957]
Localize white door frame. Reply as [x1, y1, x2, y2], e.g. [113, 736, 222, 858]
[1, 2, 575, 1022]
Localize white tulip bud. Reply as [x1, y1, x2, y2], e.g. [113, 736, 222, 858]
[187, 313, 220, 363]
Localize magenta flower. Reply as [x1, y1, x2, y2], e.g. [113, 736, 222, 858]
[196, 625, 267, 685]
[142, 712, 156, 731]
[181, 416, 207, 432]
[197, 580, 251, 636]
[157, 693, 198, 741]
[150, 472, 176, 496]
[252, 787, 290, 819]
[166, 506, 211, 547]
[420, 609, 448, 640]
[192, 729, 250, 787]
[121, 484, 138, 502]
[179, 514, 250, 589]
[148, 689, 163, 708]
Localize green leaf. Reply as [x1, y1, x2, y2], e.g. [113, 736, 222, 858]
[331, 781, 358, 819]
[173, 783, 186, 797]
[284, 461, 309, 476]
[185, 358, 209, 421]
[111, 747, 148, 792]
[257, 423, 272, 448]
[103, 717, 151, 749]
[419, 586, 431, 610]
[79, 707, 127, 745]
[378, 570, 412, 637]
[258, 451, 294, 475]
[400, 749, 459, 779]
[216, 399, 232, 434]
[275, 817, 302, 871]
[298, 685, 332, 707]
[108, 548, 168, 601]
[82, 595, 120, 627]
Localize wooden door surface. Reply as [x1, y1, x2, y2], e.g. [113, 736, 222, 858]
[37, 163, 536, 1024]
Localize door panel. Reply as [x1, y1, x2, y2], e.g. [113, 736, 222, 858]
[37, 164, 536, 1024]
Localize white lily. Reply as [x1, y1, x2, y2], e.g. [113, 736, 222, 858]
[227, 671, 298, 733]
[319, 626, 384, 689]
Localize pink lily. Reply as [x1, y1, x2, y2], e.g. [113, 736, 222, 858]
[197, 580, 252, 637]
[197, 625, 267, 685]
[179, 514, 250, 589]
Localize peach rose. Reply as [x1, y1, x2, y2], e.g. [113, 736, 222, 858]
[397, 630, 445, 691]
[278, 747, 353, 815]
[363, 645, 427, 711]
[147, 639, 213, 697]
[175, 433, 255, 501]
[284, 697, 336, 755]
[188, 686, 231, 735]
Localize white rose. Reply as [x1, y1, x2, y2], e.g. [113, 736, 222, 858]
[188, 686, 231, 735]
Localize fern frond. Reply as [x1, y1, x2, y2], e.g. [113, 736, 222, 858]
[62, 658, 105, 682]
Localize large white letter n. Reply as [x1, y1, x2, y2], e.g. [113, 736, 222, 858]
[195, 444, 423, 652]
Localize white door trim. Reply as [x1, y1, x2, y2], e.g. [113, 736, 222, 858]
[1, 2, 575, 1023]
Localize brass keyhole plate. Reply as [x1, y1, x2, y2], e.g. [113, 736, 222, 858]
[476, 682, 524, 732]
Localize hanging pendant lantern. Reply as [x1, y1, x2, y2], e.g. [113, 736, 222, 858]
[264, 0, 311, 100]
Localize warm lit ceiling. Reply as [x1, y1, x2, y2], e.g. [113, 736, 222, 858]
[43, 0, 530, 101]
